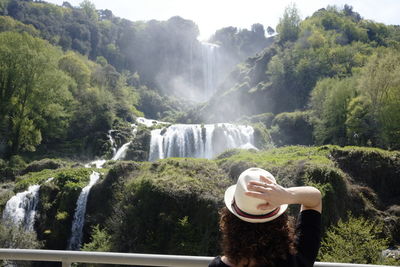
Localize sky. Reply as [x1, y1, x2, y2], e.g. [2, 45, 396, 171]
[45, 0, 400, 40]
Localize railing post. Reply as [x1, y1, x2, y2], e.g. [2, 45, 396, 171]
[62, 260, 71, 267]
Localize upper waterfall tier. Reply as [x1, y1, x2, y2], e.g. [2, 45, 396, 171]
[149, 123, 256, 161]
[201, 42, 220, 100]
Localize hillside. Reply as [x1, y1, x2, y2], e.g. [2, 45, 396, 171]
[196, 5, 400, 151]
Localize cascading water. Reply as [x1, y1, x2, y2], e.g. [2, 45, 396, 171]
[67, 171, 100, 250]
[149, 123, 256, 161]
[111, 141, 131, 160]
[108, 130, 117, 156]
[2, 184, 40, 231]
[201, 42, 220, 99]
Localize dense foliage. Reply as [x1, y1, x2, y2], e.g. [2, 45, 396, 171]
[0, 31, 141, 159]
[0, 0, 270, 102]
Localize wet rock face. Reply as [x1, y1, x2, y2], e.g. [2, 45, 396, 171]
[124, 128, 151, 161]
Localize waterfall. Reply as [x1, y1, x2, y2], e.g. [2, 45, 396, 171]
[149, 123, 256, 161]
[67, 171, 100, 250]
[201, 42, 220, 99]
[108, 130, 117, 156]
[111, 141, 131, 161]
[2, 184, 40, 231]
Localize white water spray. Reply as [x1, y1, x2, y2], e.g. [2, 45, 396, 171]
[67, 171, 100, 250]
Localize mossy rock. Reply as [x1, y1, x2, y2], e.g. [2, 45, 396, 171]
[113, 180, 222, 255]
[21, 158, 68, 175]
[125, 127, 151, 161]
[15, 169, 59, 191]
[86, 158, 230, 256]
[0, 182, 15, 215]
[35, 168, 94, 249]
[84, 161, 140, 241]
[330, 147, 400, 207]
[251, 122, 272, 149]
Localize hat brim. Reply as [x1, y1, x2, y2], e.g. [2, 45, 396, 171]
[224, 185, 288, 223]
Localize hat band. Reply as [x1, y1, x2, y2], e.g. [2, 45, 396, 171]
[232, 198, 281, 220]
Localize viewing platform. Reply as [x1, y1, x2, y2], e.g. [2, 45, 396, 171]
[0, 249, 396, 267]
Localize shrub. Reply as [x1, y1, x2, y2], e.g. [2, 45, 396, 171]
[82, 225, 112, 252]
[0, 224, 42, 267]
[0, 224, 42, 249]
[319, 214, 389, 264]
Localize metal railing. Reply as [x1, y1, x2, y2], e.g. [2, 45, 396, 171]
[0, 249, 396, 267]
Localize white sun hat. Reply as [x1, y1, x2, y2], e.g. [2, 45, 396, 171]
[224, 167, 288, 223]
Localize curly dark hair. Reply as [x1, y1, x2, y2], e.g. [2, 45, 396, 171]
[219, 207, 296, 267]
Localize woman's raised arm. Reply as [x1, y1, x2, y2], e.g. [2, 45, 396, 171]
[245, 176, 322, 213]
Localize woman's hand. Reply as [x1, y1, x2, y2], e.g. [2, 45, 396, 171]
[245, 175, 322, 213]
[245, 175, 293, 210]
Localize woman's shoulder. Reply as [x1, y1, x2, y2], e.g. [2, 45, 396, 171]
[208, 256, 231, 267]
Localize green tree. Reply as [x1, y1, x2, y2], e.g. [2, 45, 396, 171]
[276, 4, 301, 43]
[345, 96, 377, 146]
[79, 0, 98, 22]
[0, 16, 39, 36]
[359, 48, 400, 149]
[68, 86, 114, 140]
[270, 111, 313, 146]
[310, 77, 357, 145]
[319, 215, 389, 264]
[58, 52, 91, 95]
[0, 32, 73, 156]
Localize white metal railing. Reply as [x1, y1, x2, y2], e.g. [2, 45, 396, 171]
[0, 249, 396, 267]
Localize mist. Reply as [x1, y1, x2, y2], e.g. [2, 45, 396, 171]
[116, 15, 272, 120]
